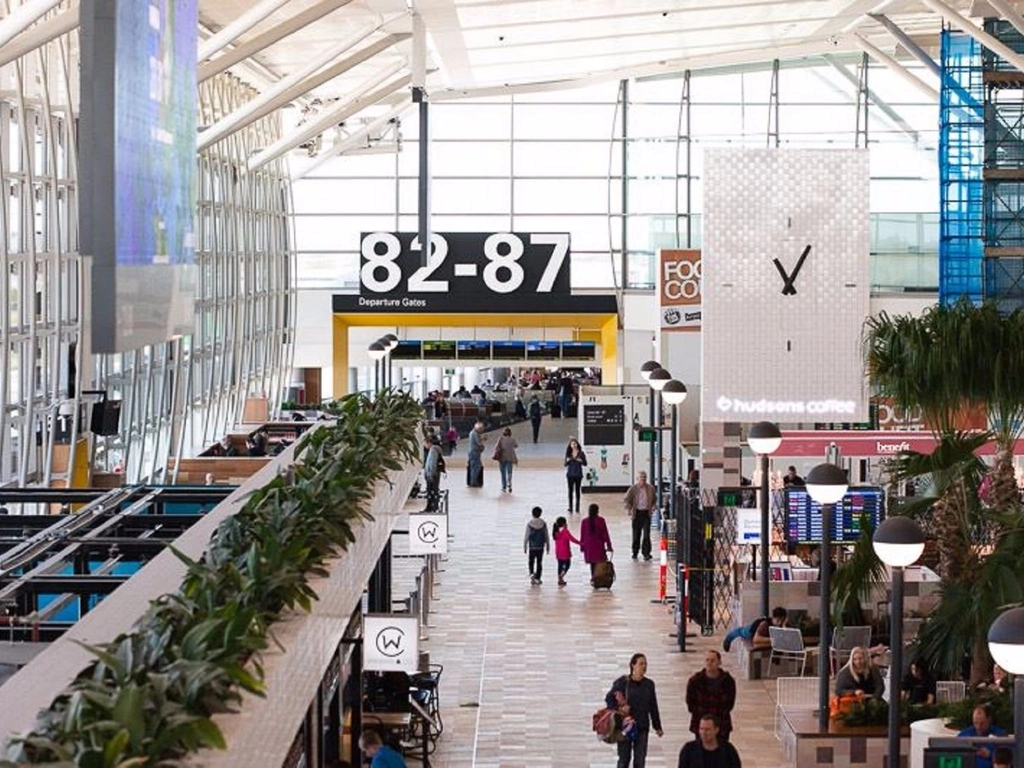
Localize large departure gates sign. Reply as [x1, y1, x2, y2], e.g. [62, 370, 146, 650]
[335, 231, 573, 313]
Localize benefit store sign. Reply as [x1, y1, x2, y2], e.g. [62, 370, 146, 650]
[333, 232, 617, 314]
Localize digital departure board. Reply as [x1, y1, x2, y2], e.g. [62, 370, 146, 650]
[457, 340, 491, 360]
[391, 340, 421, 360]
[785, 487, 885, 544]
[527, 340, 561, 359]
[422, 340, 456, 360]
[582, 404, 626, 446]
[492, 340, 526, 359]
[561, 341, 596, 360]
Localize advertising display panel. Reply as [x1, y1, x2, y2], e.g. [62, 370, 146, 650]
[701, 149, 870, 423]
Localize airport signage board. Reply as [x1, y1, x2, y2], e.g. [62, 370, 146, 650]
[335, 231, 578, 313]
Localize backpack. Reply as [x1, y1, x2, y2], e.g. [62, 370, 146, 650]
[528, 524, 546, 550]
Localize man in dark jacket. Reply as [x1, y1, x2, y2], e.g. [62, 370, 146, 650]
[678, 714, 741, 768]
[685, 651, 737, 740]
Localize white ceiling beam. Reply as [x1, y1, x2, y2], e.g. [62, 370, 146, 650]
[919, 0, 1024, 75]
[852, 34, 939, 100]
[0, 4, 77, 68]
[200, 33, 409, 151]
[248, 65, 410, 172]
[429, 40, 846, 102]
[199, 0, 355, 83]
[867, 13, 941, 78]
[199, 24, 383, 151]
[293, 98, 413, 179]
[198, 0, 291, 62]
[0, 0, 62, 50]
[985, 0, 1024, 40]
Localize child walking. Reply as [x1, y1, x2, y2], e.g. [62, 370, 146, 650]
[524, 506, 550, 585]
[552, 516, 581, 587]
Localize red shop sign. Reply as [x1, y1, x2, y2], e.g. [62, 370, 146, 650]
[777, 431, 1019, 458]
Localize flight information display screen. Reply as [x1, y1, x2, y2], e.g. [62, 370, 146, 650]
[422, 340, 456, 360]
[492, 341, 526, 359]
[390, 341, 421, 360]
[527, 341, 561, 359]
[785, 487, 885, 544]
[457, 341, 491, 359]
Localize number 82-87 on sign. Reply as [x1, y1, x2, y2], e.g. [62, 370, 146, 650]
[358, 232, 572, 311]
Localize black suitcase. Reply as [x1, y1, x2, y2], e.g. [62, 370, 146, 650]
[466, 463, 483, 487]
[592, 559, 615, 589]
[551, 403, 561, 418]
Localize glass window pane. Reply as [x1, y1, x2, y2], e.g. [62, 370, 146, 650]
[513, 104, 618, 140]
[513, 214, 611, 252]
[514, 178, 616, 214]
[292, 179, 396, 214]
[296, 253, 358, 288]
[571, 251, 617, 288]
[515, 141, 613, 177]
[399, 178, 510, 215]
[627, 104, 679, 138]
[293, 215, 395, 252]
[431, 104, 511, 140]
[433, 141, 510, 177]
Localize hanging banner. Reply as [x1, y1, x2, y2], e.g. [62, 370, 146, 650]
[408, 514, 448, 555]
[660, 249, 701, 332]
[363, 614, 419, 672]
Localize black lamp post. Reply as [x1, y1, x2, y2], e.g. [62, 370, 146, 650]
[662, 380, 688, 523]
[748, 421, 782, 623]
[382, 333, 399, 389]
[368, 341, 387, 394]
[989, 607, 1024, 768]
[806, 462, 848, 730]
[640, 360, 661, 488]
[648, 368, 672, 514]
[873, 516, 925, 768]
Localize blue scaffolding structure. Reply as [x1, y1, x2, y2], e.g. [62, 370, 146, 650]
[939, 30, 984, 306]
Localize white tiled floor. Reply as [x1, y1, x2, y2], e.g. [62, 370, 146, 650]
[408, 416, 787, 768]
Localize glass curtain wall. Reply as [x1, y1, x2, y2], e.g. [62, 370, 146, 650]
[0, 1, 295, 487]
[294, 56, 939, 295]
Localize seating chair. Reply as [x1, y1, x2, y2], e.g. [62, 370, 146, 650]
[768, 626, 815, 677]
[936, 680, 966, 704]
[829, 626, 872, 676]
[774, 676, 819, 740]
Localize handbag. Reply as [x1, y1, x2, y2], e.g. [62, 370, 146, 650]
[593, 679, 630, 743]
[492, 444, 503, 462]
[592, 707, 617, 741]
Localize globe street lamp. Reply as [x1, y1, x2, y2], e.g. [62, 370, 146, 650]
[988, 607, 1024, 768]
[806, 462, 849, 730]
[640, 360, 661, 487]
[748, 421, 782, 623]
[648, 368, 672, 515]
[873, 516, 925, 768]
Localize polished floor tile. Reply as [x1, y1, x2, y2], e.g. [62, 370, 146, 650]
[405, 417, 787, 767]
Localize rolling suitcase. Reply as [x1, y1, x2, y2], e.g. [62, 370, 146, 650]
[592, 558, 615, 589]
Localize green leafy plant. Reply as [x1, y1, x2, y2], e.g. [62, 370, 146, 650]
[5, 391, 422, 766]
